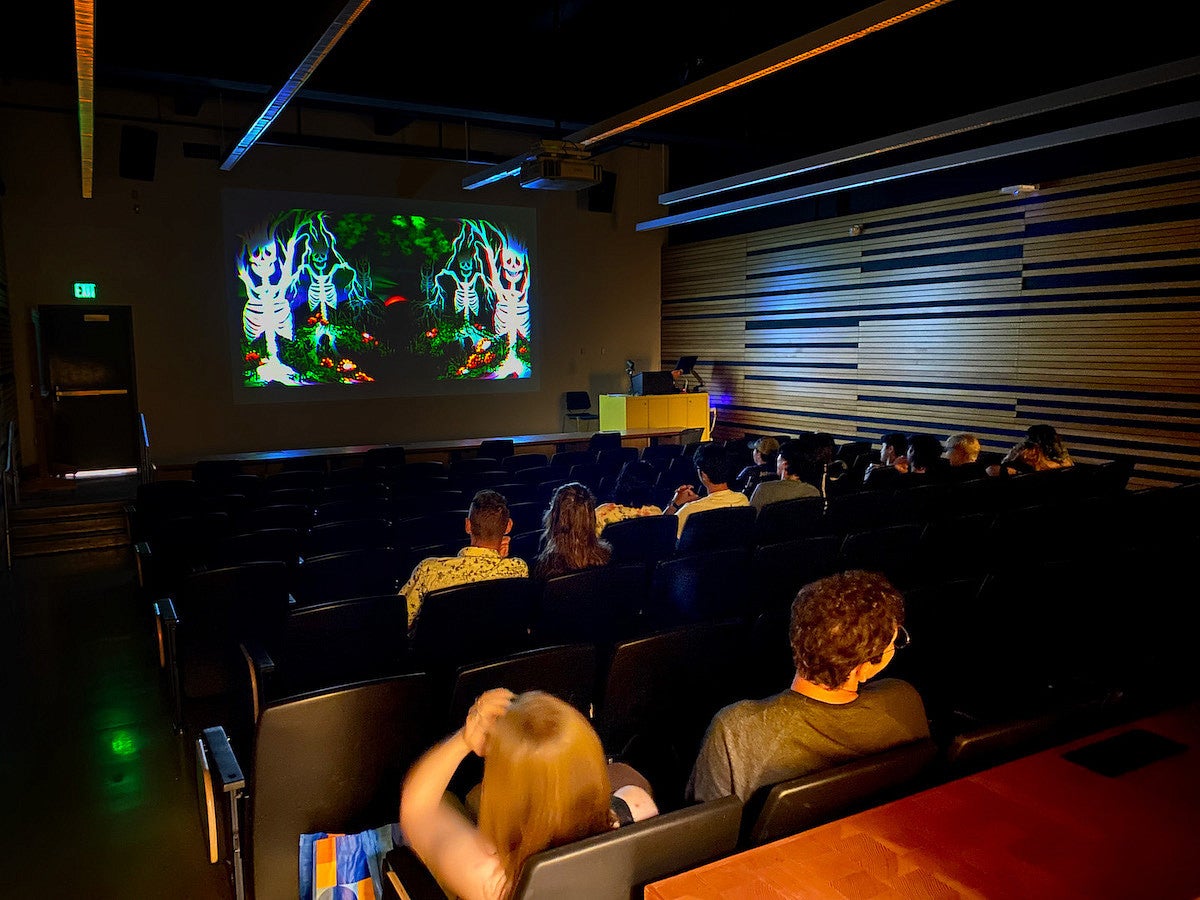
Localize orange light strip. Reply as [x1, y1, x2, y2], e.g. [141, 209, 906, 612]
[571, 0, 953, 149]
[74, 0, 95, 199]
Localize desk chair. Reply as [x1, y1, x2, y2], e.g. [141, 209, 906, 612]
[563, 391, 600, 431]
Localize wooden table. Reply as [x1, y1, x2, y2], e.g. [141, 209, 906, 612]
[645, 702, 1200, 899]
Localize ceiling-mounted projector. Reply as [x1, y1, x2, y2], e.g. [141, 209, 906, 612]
[518, 156, 603, 190]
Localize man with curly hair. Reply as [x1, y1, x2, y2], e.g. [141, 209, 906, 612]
[686, 570, 929, 803]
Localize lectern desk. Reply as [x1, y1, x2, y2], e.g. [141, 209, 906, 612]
[599, 392, 710, 441]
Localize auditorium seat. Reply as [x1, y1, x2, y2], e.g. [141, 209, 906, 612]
[739, 738, 938, 847]
[408, 577, 537, 688]
[549, 449, 593, 478]
[501, 452, 548, 475]
[312, 495, 393, 525]
[752, 495, 827, 545]
[235, 502, 314, 533]
[198, 673, 434, 900]
[208, 526, 302, 571]
[364, 445, 408, 471]
[136, 509, 233, 592]
[602, 514, 678, 568]
[477, 438, 515, 461]
[263, 469, 325, 492]
[748, 534, 842, 617]
[382, 794, 742, 900]
[676, 505, 757, 556]
[251, 486, 316, 509]
[534, 562, 650, 646]
[647, 548, 751, 629]
[302, 517, 394, 557]
[595, 619, 753, 808]
[289, 547, 406, 607]
[838, 521, 927, 589]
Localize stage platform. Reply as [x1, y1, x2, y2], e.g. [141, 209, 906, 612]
[154, 427, 685, 478]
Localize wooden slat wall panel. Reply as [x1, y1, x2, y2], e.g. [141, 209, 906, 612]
[661, 155, 1200, 488]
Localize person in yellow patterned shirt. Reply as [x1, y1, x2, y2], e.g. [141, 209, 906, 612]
[401, 489, 529, 628]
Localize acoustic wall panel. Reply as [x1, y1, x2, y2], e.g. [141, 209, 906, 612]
[662, 156, 1200, 488]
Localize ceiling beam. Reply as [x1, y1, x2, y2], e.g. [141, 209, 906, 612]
[74, 0, 95, 199]
[464, 0, 953, 192]
[220, 0, 373, 171]
[634, 102, 1200, 231]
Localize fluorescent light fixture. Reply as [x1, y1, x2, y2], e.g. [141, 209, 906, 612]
[74, 0, 95, 199]
[635, 102, 1200, 231]
[567, 0, 953, 149]
[220, 0, 373, 171]
[659, 56, 1200, 206]
[68, 467, 139, 480]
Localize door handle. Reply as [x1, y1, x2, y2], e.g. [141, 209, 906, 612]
[54, 388, 130, 399]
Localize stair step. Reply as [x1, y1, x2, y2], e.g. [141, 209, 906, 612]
[12, 533, 132, 557]
[12, 517, 129, 540]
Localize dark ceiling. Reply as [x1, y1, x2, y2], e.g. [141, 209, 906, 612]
[4, 0, 1197, 201]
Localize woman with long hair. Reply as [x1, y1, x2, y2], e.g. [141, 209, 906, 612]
[533, 482, 611, 580]
[594, 461, 662, 535]
[400, 690, 657, 900]
[988, 424, 1074, 476]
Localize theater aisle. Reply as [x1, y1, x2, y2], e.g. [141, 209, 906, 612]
[0, 545, 233, 899]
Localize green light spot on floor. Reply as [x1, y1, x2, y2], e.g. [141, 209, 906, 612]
[111, 730, 136, 756]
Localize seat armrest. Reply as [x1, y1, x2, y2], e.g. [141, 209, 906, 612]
[383, 846, 449, 900]
[200, 725, 246, 793]
[239, 641, 276, 725]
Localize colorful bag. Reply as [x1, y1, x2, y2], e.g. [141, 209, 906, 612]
[299, 822, 401, 900]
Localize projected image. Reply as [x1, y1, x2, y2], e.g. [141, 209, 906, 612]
[232, 204, 534, 389]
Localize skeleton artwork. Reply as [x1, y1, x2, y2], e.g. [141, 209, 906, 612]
[238, 215, 306, 384]
[298, 213, 368, 348]
[475, 224, 531, 377]
[433, 224, 490, 344]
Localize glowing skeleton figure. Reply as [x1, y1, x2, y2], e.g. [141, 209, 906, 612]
[299, 213, 365, 350]
[479, 235, 531, 377]
[238, 219, 304, 384]
[434, 226, 489, 343]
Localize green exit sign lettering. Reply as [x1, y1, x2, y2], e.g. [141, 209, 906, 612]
[73, 282, 97, 300]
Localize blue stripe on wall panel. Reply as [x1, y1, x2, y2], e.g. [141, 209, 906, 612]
[857, 394, 1015, 412]
[859, 244, 1024, 272]
[1020, 397, 1200, 415]
[742, 373, 1200, 404]
[1024, 263, 1200, 290]
[1023, 250, 1196, 271]
[1023, 202, 1200, 239]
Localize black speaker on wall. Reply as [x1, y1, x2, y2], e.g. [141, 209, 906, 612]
[119, 125, 158, 181]
[587, 170, 617, 213]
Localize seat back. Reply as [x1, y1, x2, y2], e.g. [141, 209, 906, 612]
[536, 563, 649, 645]
[409, 577, 536, 677]
[448, 642, 598, 733]
[289, 547, 405, 606]
[602, 515, 678, 568]
[210, 527, 301, 570]
[753, 495, 827, 544]
[596, 620, 751, 805]
[273, 594, 411, 696]
[647, 548, 750, 629]
[741, 738, 937, 847]
[564, 390, 592, 412]
[249, 673, 434, 900]
[676, 504, 757, 555]
[173, 561, 291, 701]
[478, 438, 515, 461]
[510, 795, 743, 899]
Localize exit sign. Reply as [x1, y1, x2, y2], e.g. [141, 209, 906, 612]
[73, 282, 97, 300]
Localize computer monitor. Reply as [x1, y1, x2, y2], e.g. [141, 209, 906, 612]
[630, 370, 677, 396]
[674, 355, 698, 374]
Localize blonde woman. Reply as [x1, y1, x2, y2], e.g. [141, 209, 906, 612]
[400, 690, 657, 900]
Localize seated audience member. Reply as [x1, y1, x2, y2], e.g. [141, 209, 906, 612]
[905, 433, 950, 480]
[534, 482, 612, 580]
[686, 570, 930, 803]
[749, 437, 823, 512]
[400, 489, 528, 628]
[595, 461, 662, 535]
[988, 424, 1075, 477]
[400, 690, 658, 900]
[943, 432, 987, 482]
[861, 432, 910, 488]
[736, 437, 781, 496]
[665, 441, 751, 539]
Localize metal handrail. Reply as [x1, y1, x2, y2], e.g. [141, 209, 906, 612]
[138, 412, 154, 484]
[3, 419, 16, 570]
